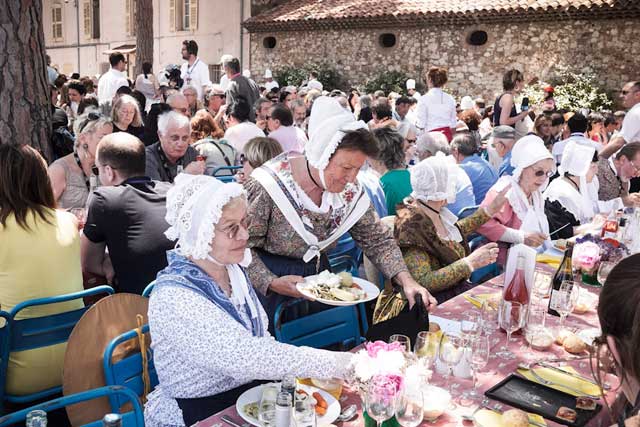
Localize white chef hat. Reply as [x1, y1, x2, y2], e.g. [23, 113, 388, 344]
[460, 95, 474, 110]
[264, 69, 273, 78]
[409, 152, 459, 203]
[164, 174, 251, 264]
[306, 96, 367, 176]
[511, 135, 555, 182]
[406, 79, 416, 90]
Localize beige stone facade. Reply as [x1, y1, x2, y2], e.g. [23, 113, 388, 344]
[248, 18, 640, 99]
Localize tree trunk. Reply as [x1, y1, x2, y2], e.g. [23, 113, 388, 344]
[0, 1, 52, 162]
[134, 0, 153, 76]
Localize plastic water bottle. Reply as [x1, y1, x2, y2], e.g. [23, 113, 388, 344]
[275, 391, 292, 427]
[102, 413, 122, 427]
[25, 410, 47, 427]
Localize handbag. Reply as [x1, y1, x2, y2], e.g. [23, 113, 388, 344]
[365, 294, 430, 345]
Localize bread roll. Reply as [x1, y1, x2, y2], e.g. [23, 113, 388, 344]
[555, 329, 573, 345]
[502, 408, 529, 427]
[429, 322, 441, 333]
[563, 334, 587, 354]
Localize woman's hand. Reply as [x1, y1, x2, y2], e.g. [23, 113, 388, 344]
[394, 271, 438, 311]
[524, 231, 547, 247]
[270, 275, 308, 299]
[184, 160, 206, 175]
[484, 185, 511, 217]
[465, 243, 499, 270]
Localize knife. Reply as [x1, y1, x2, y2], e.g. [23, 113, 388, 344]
[221, 415, 244, 427]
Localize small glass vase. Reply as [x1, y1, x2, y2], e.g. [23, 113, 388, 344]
[581, 271, 602, 287]
[363, 411, 400, 427]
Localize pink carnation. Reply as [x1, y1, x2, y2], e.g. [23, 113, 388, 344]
[574, 241, 601, 270]
[365, 340, 405, 358]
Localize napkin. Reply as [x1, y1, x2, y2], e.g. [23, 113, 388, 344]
[473, 408, 546, 427]
[516, 366, 603, 396]
[536, 253, 562, 269]
[464, 292, 501, 309]
[503, 244, 537, 298]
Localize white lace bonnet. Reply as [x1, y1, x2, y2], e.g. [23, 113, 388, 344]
[305, 96, 368, 172]
[511, 135, 555, 182]
[558, 141, 595, 177]
[164, 174, 247, 260]
[409, 152, 459, 203]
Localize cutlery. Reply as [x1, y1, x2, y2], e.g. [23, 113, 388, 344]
[517, 364, 601, 399]
[537, 361, 610, 390]
[221, 415, 244, 427]
[549, 222, 572, 237]
[336, 404, 357, 422]
[544, 355, 591, 363]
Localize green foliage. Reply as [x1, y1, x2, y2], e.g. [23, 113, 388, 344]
[521, 68, 613, 112]
[364, 70, 413, 95]
[273, 62, 345, 91]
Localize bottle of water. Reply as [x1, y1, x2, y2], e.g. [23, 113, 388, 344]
[102, 413, 122, 427]
[274, 391, 292, 427]
[25, 410, 47, 427]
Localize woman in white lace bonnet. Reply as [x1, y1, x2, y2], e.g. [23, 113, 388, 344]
[144, 174, 353, 427]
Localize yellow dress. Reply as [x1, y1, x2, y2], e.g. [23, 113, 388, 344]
[0, 209, 84, 395]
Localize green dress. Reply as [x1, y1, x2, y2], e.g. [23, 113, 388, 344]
[380, 169, 412, 216]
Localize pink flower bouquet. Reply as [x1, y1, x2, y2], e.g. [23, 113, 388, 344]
[573, 241, 601, 275]
[348, 341, 407, 395]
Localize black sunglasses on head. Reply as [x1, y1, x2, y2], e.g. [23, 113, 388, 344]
[79, 112, 102, 134]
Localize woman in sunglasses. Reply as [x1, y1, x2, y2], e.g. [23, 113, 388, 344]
[48, 110, 112, 209]
[476, 135, 554, 266]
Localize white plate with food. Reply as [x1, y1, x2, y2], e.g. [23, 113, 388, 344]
[236, 382, 340, 426]
[296, 270, 380, 306]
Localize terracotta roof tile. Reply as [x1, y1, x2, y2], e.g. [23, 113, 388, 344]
[244, 0, 638, 32]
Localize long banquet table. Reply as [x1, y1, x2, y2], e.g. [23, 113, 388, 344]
[195, 265, 620, 427]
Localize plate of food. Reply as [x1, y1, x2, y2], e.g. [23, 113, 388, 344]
[236, 382, 340, 426]
[296, 270, 380, 306]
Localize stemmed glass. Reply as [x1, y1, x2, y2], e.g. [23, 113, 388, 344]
[552, 281, 579, 329]
[597, 261, 616, 286]
[461, 311, 481, 344]
[366, 376, 397, 427]
[466, 334, 490, 400]
[394, 387, 424, 427]
[389, 334, 411, 353]
[497, 301, 526, 360]
[438, 332, 464, 395]
[480, 299, 499, 334]
[414, 331, 440, 372]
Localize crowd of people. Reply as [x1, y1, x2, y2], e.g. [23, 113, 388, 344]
[3, 41, 640, 426]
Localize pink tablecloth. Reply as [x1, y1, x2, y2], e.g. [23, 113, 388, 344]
[196, 268, 618, 427]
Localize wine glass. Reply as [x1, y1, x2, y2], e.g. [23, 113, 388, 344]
[414, 331, 440, 371]
[460, 311, 481, 344]
[552, 281, 579, 329]
[533, 271, 552, 306]
[466, 334, 490, 400]
[366, 376, 397, 427]
[389, 334, 411, 353]
[438, 332, 464, 395]
[597, 261, 616, 286]
[395, 387, 424, 427]
[293, 394, 316, 427]
[258, 393, 277, 427]
[480, 299, 499, 334]
[497, 301, 525, 360]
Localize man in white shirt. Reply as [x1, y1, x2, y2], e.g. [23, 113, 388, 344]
[180, 40, 212, 101]
[552, 113, 602, 165]
[218, 54, 233, 90]
[97, 52, 129, 106]
[307, 71, 323, 91]
[264, 69, 279, 92]
[600, 81, 640, 158]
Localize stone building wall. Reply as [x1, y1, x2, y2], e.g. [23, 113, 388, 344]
[249, 18, 640, 100]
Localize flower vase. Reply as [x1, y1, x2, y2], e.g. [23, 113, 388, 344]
[581, 271, 601, 287]
[362, 411, 400, 427]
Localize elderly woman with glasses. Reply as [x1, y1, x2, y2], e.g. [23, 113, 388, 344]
[48, 110, 113, 209]
[476, 135, 554, 266]
[144, 175, 354, 427]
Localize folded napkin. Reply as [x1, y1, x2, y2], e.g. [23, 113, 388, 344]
[536, 253, 562, 269]
[516, 366, 602, 397]
[474, 408, 546, 426]
[463, 292, 501, 309]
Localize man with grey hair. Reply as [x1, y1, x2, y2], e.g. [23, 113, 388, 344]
[491, 125, 517, 177]
[450, 133, 497, 204]
[415, 131, 449, 161]
[223, 57, 260, 122]
[167, 92, 191, 118]
[291, 99, 308, 132]
[145, 111, 204, 182]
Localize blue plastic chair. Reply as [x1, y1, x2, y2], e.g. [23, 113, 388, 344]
[141, 283, 154, 297]
[0, 385, 143, 427]
[212, 166, 242, 183]
[468, 235, 500, 284]
[0, 286, 115, 415]
[103, 325, 158, 413]
[328, 234, 362, 264]
[274, 299, 367, 350]
[329, 255, 360, 278]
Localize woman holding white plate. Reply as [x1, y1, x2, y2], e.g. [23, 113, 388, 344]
[144, 174, 352, 427]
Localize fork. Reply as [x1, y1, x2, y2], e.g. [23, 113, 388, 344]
[518, 363, 602, 399]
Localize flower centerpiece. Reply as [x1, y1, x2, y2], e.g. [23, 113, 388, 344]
[573, 234, 629, 285]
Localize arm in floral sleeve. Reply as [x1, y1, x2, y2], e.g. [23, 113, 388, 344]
[403, 247, 472, 294]
[245, 177, 278, 295]
[349, 205, 408, 280]
[456, 207, 491, 238]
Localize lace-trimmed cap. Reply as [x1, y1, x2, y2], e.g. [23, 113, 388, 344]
[164, 174, 246, 260]
[558, 141, 595, 177]
[511, 135, 555, 182]
[306, 96, 367, 171]
[409, 152, 459, 203]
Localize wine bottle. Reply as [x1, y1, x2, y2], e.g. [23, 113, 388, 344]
[501, 254, 529, 333]
[548, 241, 574, 317]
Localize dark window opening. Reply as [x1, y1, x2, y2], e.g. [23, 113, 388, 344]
[263, 36, 277, 49]
[378, 33, 396, 48]
[467, 30, 488, 46]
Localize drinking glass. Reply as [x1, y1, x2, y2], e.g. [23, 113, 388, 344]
[466, 334, 490, 400]
[258, 386, 278, 427]
[438, 332, 464, 395]
[597, 261, 616, 286]
[293, 394, 316, 427]
[394, 388, 424, 427]
[552, 281, 579, 329]
[497, 301, 525, 360]
[533, 271, 552, 306]
[524, 307, 547, 360]
[460, 311, 481, 344]
[480, 299, 499, 334]
[366, 377, 397, 427]
[414, 331, 440, 371]
[389, 334, 411, 353]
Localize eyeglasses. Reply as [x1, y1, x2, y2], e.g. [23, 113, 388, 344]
[78, 112, 102, 134]
[533, 169, 554, 178]
[629, 159, 640, 173]
[213, 94, 226, 99]
[216, 217, 249, 240]
[405, 138, 417, 144]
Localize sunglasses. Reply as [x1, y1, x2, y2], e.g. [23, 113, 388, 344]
[533, 169, 554, 178]
[79, 112, 102, 134]
[216, 217, 249, 240]
[405, 138, 417, 144]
